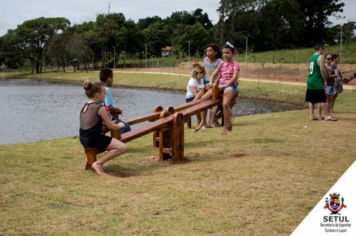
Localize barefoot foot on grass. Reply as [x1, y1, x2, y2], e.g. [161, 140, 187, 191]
[92, 162, 108, 176]
[195, 122, 208, 132]
[221, 128, 228, 135]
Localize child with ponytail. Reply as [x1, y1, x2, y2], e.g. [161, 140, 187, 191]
[79, 81, 127, 175]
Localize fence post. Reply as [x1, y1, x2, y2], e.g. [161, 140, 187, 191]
[279, 62, 281, 85]
[179, 58, 181, 77]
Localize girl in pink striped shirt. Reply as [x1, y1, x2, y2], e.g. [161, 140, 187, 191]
[195, 42, 240, 135]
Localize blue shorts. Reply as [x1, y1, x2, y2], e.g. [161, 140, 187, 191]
[186, 97, 195, 103]
[219, 83, 238, 95]
[324, 86, 336, 95]
[111, 117, 131, 134]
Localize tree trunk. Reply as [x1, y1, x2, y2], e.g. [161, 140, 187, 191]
[92, 54, 95, 71]
[35, 62, 40, 73]
[101, 49, 104, 69]
[231, 13, 234, 41]
[220, 0, 225, 49]
[104, 50, 107, 68]
[231, 1, 236, 41]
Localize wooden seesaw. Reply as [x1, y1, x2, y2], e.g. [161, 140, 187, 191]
[82, 84, 237, 169]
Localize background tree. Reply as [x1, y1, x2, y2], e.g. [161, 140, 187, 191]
[177, 23, 215, 56]
[12, 17, 70, 73]
[137, 16, 163, 30]
[49, 28, 74, 72]
[142, 22, 169, 56]
[296, 0, 344, 46]
[218, 0, 226, 48]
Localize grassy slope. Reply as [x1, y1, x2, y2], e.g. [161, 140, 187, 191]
[159, 42, 356, 64]
[0, 73, 355, 235]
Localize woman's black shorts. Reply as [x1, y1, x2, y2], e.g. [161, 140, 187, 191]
[80, 135, 112, 149]
[305, 89, 327, 104]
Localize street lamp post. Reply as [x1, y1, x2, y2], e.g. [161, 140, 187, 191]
[244, 36, 248, 79]
[145, 44, 147, 71]
[187, 41, 190, 72]
[112, 46, 116, 69]
[339, 27, 343, 70]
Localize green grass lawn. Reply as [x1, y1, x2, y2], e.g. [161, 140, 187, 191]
[0, 73, 355, 235]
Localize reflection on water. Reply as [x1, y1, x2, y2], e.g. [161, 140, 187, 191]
[0, 79, 302, 144]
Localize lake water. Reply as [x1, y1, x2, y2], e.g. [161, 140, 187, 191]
[0, 79, 302, 144]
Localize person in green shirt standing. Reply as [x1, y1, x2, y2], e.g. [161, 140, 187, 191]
[305, 43, 337, 121]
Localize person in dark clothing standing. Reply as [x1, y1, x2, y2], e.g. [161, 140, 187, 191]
[305, 44, 336, 121]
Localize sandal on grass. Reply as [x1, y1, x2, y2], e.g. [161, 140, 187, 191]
[213, 120, 220, 127]
[228, 126, 232, 132]
[325, 117, 337, 121]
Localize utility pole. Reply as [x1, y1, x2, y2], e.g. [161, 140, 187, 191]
[112, 46, 116, 69]
[145, 44, 147, 71]
[339, 26, 343, 70]
[187, 41, 190, 72]
[244, 36, 248, 79]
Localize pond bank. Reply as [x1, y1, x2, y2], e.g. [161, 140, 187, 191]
[0, 71, 310, 107]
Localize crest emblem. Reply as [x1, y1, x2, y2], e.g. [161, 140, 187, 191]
[324, 193, 347, 215]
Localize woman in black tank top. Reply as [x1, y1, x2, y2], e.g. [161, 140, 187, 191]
[80, 81, 127, 175]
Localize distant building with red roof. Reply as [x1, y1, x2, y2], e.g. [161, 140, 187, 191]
[161, 46, 174, 57]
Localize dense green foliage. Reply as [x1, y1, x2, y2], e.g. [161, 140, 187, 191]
[0, 1, 354, 72]
[219, 0, 350, 52]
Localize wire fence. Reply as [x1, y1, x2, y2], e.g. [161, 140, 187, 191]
[1, 54, 356, 85]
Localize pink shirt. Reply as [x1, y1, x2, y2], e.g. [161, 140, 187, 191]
[217, 60, 240, 85]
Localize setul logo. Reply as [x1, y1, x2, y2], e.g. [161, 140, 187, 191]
[324, 193, 347, 215]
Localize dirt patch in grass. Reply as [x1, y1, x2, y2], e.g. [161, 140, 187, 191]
[110, 171, 139, 178]
[227, 153, 248, 158]
[144, 155, 159, 161]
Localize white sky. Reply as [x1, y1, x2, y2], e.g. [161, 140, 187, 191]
[0, 0, 355, 37]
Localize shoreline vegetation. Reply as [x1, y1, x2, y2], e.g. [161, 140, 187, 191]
[0, 71, 355, 235]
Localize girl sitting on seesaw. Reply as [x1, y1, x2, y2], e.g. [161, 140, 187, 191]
[79, 81, 127, 176]
[186, 67, 205, 125]
[192, 44, 223, 128]
[195, 42, 240, 135]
